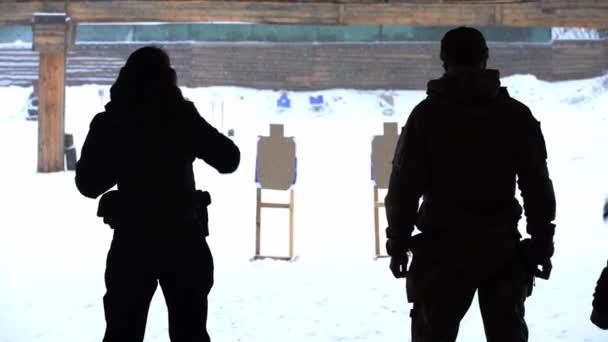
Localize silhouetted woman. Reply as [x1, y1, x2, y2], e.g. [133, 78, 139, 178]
[75, 46, 240, 342]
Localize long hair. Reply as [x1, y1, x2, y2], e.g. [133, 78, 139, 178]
[109, 46, 184, 111]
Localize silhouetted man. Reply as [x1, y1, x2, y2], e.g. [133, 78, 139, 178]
[385, 27, 556, 342]
[75, 46, 240, 342]
[592, 262, 608, 329]
[591, 200, 608, 329]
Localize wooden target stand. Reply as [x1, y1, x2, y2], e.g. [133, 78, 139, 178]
[371, 122, 399, 259]
[254, 187, 295, 261]
[252, 124, 297, 262]
[373, 185, 388, 259]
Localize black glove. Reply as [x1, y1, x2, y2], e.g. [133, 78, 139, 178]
[97, 190, 122, 228]
[389, 250, 409, 279]
[522, 237, 554, 280]
[385, 228, 410, 279]
[386, 238, 408, 257]
[592, 264, 608, 329]
[385, 226, 410, 256]
[386, 238, 409, 278]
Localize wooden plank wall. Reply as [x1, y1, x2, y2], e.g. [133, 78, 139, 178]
[3, 1, 608, 28]
[552, 40, 608, 80]
[189, 43, 442, 89]
[0, 40, 606, 90]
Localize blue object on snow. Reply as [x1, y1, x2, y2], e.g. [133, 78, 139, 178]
[309, 95, 324, 105]
[292, 157, 297, 185]
[277, 94, 291, 109]
[371, 157, 374, 181]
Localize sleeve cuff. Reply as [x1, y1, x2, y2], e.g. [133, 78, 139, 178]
[592, 309, 608, 330]
[527, 223, 555, 240]
[386, 237, 410, 256]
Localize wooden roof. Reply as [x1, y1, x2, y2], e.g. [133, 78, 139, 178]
[1, 0, 607, 28]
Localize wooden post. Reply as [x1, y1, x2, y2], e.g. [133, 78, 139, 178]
[255, 187, 262, 256]
[373, 186, 388, 259]
[288, 189, 295, 258]
[374, 185, 380, 257]
[32, 13, 73, 172]
[371, 123, 398, 259]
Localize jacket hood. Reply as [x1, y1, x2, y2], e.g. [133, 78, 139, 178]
[106, 58, 184, 119]
[427, 68, 502, 103]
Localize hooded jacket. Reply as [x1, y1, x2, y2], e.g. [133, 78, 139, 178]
[385, 68, 556, 245]
[75, 83, 240, 221]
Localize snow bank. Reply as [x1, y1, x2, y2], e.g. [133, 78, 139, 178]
[552, 28, 602, 40]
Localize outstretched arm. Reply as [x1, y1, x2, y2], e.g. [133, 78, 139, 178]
[185, 102, 240, 174]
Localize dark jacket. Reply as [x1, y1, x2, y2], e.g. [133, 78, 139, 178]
[592, 262, 608, 329]
[75, 96, 240, 221]
[385, 68, 556, 245]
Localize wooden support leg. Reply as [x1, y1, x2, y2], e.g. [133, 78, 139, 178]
[374, 185, 381, 257]
[255, 187, 262, 257]
[289, 189, 294, 258]
[253, 187, 295, 261]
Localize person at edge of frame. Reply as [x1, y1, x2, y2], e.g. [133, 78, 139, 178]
[591, 200, 608, 329]
[384, 27, 556, 342]
[75, 46, 240, 342]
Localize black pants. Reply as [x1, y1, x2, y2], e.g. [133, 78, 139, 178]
[407, 227, 532, 342]
[102, 224, 214, 342]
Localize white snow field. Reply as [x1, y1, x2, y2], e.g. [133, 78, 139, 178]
[1, 73, 608, 341]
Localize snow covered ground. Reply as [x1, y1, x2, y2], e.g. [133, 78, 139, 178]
[1, 73, 608, 341]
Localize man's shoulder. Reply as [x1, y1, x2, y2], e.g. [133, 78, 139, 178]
[406, 94, 453, 126]
[496, 88, 538, 125]
[181, 99, 197, 111]
[90, 111, 110, 127]
[411, 96, 438, 116]
[499, 88, 531, 111]
[89, 109, 122, 133]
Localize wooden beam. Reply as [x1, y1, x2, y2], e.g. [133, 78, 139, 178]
[0, 1, 64, 25]
[541, 0, 608, 10]
[2, 1, 608, 27]
[67, 1, 608, 28]
[0, 2, 42, 25]
[67, 1, 341, 24]
[343, 2, 608, 27]
[33, 13, 72, 172]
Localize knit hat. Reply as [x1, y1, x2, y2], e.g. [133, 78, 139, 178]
[440, 27, 489, 67]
